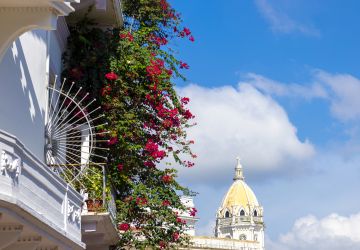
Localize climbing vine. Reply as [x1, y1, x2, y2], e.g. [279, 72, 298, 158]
[63, 0, 197, 249]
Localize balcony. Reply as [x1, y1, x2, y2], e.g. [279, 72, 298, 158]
[0, 129, 85, 249]
[80, 166, 120, 250]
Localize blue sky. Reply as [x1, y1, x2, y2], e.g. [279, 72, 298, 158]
[169, 1, 360, 249]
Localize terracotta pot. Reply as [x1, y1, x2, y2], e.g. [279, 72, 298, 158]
[85, 199, 103, 212]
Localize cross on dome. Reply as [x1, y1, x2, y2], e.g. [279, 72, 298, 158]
[234, 156, 244, 181]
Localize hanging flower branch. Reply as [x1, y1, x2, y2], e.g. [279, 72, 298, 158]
[63, 0, 197, 249]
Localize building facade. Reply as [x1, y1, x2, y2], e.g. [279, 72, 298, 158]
[0, 1, 122, 249]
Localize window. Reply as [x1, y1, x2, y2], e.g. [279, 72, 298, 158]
[254, 210, 258, 217]
[254, 234, 258, 241]
[240, 209, 245, 216]
[225, 211, 230, 218]
[239, 234, 247, 240]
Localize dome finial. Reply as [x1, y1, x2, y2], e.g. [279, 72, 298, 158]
[234, 157, 244, 181]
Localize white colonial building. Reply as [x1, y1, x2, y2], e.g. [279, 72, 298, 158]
[186, 159, 265, 250]
[0, 1, 122, 249]
[215, 158, 264, 248]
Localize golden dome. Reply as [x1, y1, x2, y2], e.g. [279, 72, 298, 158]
[221, 179, 259, 209]
[219, 158, 260, 216]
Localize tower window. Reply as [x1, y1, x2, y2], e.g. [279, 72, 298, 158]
[225, 211, 230, 218]
[239, 234, 247, 240]
[240, 209, 245, 216]
[254, 210, 258, 217]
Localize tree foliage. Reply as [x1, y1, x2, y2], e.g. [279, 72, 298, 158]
[63, 0, 196, 249]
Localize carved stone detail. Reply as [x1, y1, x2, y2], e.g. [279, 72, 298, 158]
[1, 151, 21, 178]
[65, 200, 81, 224]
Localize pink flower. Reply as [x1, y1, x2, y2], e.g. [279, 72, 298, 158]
[189, 35, 195, 42]
[189, 207, 198, 217]
[105, 72, 118, 81]
[118, 223, 130, 231]
[117, 164, 123, 171]
[183, 27, 191, 36]
[108, 136, 118, 146]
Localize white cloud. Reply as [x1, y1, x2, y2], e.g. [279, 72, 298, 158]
[244, 73, 327, 99]
[315, 70, 360, 122]
[177, 83, 314, 183]
[268, 212, 360, 250]
[254, 0, 320, 36]
[246, 70, 360, 123]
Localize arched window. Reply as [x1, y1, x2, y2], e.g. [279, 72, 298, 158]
[239, 234, 247, 241]
[225, 211, 230, 218]
[254, 210, 258, 217]
[240, 209, 245, 216]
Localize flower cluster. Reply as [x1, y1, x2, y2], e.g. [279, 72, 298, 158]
[120, 32, 134, 42]
[105, 72, 118, 81]
[149, 34, 168, 46]
[162, 175, 173, 183]
[118, 223, 130, 231]
[189, 207, 197, 217]
[145, 140, 166, 160]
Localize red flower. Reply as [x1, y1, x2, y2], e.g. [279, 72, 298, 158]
[145, 140, 159, 152]
[183, 109, 194, 119]
[180, 61, 189, 69]
[120, 32, 134, 42]
[166, 69, 173, 76]
[162, 175, 172, 184]
[172, 232, 180, 241]
[189, 35, 195, 42]
[159, 241, 167, 249]
[105, 72, 118, 81]
[136, 197, 148, 205]
[100, 85, 112, 96]
[108, 136, 118, 146]
[160, 0, 169, 11]
[117, 164, 123, 171]
[176, 217, 186, 224]
[144, 161, 156, 168]
[181, 97, 190, 104]
[183, 27, 191, 36]
[162, 200, 171, 206]
[118, 223, 130, 231]
[189, 207, 198, 217]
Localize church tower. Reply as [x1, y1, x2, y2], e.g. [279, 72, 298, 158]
[215, 158, 265, 249]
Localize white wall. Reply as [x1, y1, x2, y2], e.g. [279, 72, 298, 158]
[0, 30, 49, 160]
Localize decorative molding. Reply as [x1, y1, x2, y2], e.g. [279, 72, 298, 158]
[1, 150, 22, 179]
[0, 2, 75, 62]
[66, 200, 81, 225]
[17, 235, 42, 243]
[0, 224, 23, 232]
